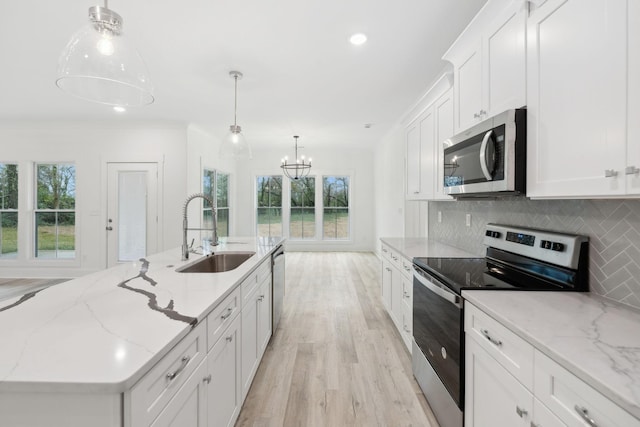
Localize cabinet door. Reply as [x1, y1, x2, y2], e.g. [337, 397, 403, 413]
[406, 122, 421, 198]
[483, 0, 526, 116]
[207, 315, 242, 427]
[418, 108, 436, 200]
[151, 360, 207, 427]
[434, 89, 454, 201]
[454, 42, 483, 133]
[256, 275, 272, 359]
[527, 0, 627, 198]
[241, 292, 259, 401]
[381, 260, 393, 311]
[465, 336, 531, 427]
[390, 266, 404, 332]
[627, 0, 640, 194]
[533, 397, 566, 427]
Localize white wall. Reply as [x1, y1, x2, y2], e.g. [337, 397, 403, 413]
[0, 121, 188, 278]
[373, 124, 406, 254]
[234, 146, 375, 251]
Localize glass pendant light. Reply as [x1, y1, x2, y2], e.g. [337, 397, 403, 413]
[281, 136, 312, 180]
[220, 71, 252, 159]
[56, 0, 154, 107]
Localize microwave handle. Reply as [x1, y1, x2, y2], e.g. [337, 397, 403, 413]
[479, 130, 494, 181]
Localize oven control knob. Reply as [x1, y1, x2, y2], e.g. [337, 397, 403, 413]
[441, 347, 447, 359]
[552, 242, 565, 252]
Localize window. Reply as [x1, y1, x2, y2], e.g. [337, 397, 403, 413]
[35, 163, 76, 259]
[256, 176, 282, 238]
[290, 177, 315, 239]
[203, 169, 230, 238]
[323, 176, 349, 240]
[0, 164, 18, 258]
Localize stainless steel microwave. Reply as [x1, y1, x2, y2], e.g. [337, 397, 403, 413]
[443, 108, 526, 197]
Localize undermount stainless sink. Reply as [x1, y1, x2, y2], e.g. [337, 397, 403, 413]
[176, 251, 255, 273]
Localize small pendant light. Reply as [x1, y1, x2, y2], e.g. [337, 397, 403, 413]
[220, 71, 252, 158]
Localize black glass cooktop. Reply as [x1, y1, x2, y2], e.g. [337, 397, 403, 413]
[413, 247, 585, 295]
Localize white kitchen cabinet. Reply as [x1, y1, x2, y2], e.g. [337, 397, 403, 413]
[527, 0, 632, 198]
[241, 261, 273, 400]
[206, 313, 242, 427]
[444, 0, 526, 133]
[151, 360, 208, 427]
[405, 87, 455, 201]
[380, 242, 413, 353]
[465, 301, 640, 427]
[465, 337, 532, 427]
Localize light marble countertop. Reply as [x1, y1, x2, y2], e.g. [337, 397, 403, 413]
[380, 237, 477, 260]
[462, 290, 640, 419]
[0, 237, 283, 393]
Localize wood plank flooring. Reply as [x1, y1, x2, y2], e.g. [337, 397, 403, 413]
[237, 252, 440, 427]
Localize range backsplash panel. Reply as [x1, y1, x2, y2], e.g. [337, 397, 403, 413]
[429, 198, 640, 310]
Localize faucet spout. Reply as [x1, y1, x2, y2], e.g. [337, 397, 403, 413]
[182, 193, 218, 261]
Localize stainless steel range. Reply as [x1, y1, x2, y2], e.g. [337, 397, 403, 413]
[411, 224, 589, 427]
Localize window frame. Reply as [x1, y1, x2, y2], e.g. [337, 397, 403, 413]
[0, 163, 19, 259]
[34, 162, 77, 260]
[321, 175, 351, 241]
[202, 168, 231, 238]
[289, 176, 316, 240]
[255, 175, 283, 239]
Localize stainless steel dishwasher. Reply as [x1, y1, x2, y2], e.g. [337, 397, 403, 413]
[271, 245, 285, 332]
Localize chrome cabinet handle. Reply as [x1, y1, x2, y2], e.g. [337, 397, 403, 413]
[385, 267, 392, 272]
[403, 290, 409, 298]
[221, 307, 234, 320]
[404, 266, 411, 272]
[403, 325, 411, 333]
[105, 226, 113, 231]
[626, 166, 640, 175]
[474, 112, 480, 118]
[382, 248, 388, 253]
[481, 329, 503, 347]
[226, 334, 233, 342]
[166, 355, 190, 381]
[604, 169, 618, 177]
[391, 255, 398, 261]
[258, 295, 265, 302]
[530, 423, 540, 427]
[203, 374, 212, 384]
[516, 406, 528, 418]
[574, 405, 598, 427]
[479, 109, 487, 116]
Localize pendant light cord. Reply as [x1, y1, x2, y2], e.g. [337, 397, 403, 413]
[233, 74, 238, 127]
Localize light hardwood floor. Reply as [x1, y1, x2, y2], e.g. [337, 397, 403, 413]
[237, 252, 439, 427]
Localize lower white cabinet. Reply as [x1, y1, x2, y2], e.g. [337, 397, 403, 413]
[465, 337, 532, 427]
[380, 242, 413, 353]
[465, 301, 640, 427]
[207, 314, 242, 427]
[241, 265, 273, 400]
[151, 360, 208, 427]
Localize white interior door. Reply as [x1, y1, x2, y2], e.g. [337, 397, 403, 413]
[107, 163, 158, 267]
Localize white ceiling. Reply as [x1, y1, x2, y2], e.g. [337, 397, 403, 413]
[1, 0, 486, 150]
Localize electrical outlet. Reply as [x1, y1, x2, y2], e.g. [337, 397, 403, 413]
[466, 213, 471, 227]
[438, 211, 442, 223]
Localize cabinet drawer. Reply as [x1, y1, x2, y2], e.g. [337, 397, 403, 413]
[381, 243, 391, 260]
[242, 259, 270, 308]
[207, 286, 241, 350]
[129, 321, 207, 426]
[465, 302, 534, 389]
[534, 351, 640, 427]
[400, 257, 413, 280]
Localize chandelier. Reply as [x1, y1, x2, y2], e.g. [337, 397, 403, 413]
[281, 136, 312, 180]
[56, 0, 154, 107]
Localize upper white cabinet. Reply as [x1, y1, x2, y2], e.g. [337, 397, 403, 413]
[405, 78, 454, 201]
[443, 0, 527, 133]
[527, 0, 634, 198]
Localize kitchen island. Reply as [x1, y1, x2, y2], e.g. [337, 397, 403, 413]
[0, 236, 283, 427]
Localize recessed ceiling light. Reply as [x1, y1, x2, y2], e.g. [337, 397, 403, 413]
[113, 106, 126, 113]
[350, 33, 367, 46]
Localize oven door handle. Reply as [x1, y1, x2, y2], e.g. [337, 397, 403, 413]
[413, 267, 461, 308]
[479, 129, 494, 181]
